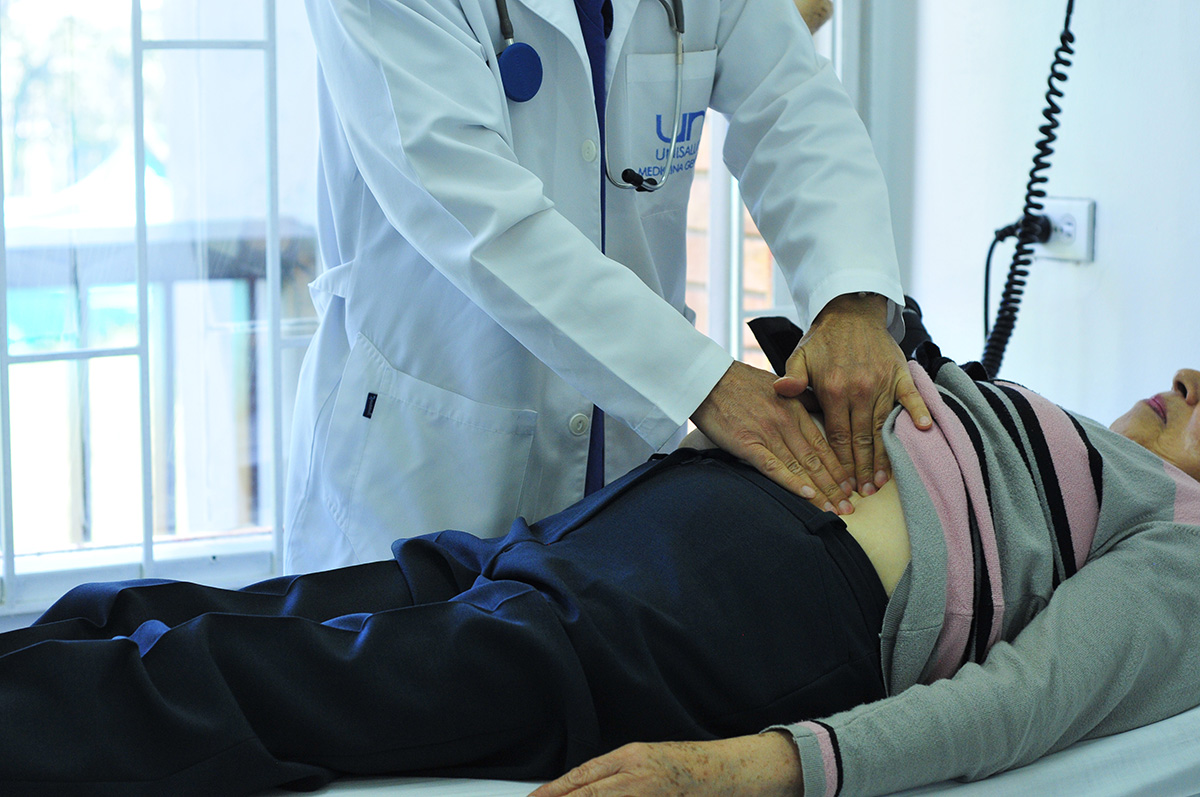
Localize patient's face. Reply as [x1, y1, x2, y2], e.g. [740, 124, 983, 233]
[1110, 368, 1200, 481]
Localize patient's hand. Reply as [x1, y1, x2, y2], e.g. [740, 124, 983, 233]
[529, 733, 804, 797]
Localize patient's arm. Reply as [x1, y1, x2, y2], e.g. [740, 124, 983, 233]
[530, 732, 804, 797]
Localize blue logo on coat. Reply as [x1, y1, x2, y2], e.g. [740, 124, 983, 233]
[634, 109, 706, 183]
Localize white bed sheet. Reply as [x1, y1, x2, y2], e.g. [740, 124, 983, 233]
[275, 704, 1200, 797]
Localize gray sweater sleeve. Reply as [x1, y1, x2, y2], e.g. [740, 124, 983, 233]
[786, 517, 1200, 797]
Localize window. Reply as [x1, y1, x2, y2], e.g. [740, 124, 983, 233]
[0, 0, 319, 619]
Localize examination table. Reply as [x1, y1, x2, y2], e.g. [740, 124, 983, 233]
[265, 702, 1200, 796]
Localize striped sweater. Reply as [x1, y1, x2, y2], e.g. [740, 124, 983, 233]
[785, 356, 1200, 797]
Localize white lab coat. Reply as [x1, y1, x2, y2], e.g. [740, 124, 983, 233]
[285, 0, 906, 572]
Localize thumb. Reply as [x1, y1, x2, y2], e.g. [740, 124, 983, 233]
[774, 347, 810, 397]
[895, 369, 933, 430]
[773, 375, 807, 398]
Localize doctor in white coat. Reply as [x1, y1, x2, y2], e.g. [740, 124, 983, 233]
[286, 0, 930, 572]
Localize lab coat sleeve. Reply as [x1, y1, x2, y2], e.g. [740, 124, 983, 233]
[781, 521, 1200, 797]
[711, 0, 907, 334]
[304, 0, 732, 448]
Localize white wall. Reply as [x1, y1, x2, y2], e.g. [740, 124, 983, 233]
[877, 0, 1200, 426]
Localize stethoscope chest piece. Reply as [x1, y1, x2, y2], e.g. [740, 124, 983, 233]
[498, 41, 543, 102]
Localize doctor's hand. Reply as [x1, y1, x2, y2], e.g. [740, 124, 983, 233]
[776, 292, 932, 497]
[528, 733, 804, 797]
[691, 360, 854, 514]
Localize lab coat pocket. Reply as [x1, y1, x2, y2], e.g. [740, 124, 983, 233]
[621, 48, 717, 203]
[320, 334, 538, 559]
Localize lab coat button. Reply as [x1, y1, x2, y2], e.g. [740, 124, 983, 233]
[581, 139, 598, 163]
[568, 413, 590, 435]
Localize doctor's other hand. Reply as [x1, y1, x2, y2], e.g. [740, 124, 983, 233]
[776, 292, 932, 497]
[691, 360, 853, 514]
[528, 733, 804, 797]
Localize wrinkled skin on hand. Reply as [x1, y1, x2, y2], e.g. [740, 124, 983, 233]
[691, 294, 931, 513]
[691, 359, 855, 513]
[776, 293, 932, 497]
[529, 733, 804, 797]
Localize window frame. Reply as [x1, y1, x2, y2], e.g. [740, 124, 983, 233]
[0, 0, 286, 623]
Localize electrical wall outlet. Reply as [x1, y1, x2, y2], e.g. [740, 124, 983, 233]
[1031, 197, 1095, 262]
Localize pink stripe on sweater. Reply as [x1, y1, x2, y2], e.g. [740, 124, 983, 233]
[1004, 384, 1099, 569]
[914, 367, 1006, 652]
[797, 722, 839, 797]
[1167, 462, 1200, 525]
[895, 366, 975, 681]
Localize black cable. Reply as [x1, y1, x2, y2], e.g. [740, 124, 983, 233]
[981, 0, 1075, 378]
[983, 217, 1048, 342]
[983, 222, 1018, 340]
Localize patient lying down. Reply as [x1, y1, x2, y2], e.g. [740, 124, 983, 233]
[2, 355, 1199, 797]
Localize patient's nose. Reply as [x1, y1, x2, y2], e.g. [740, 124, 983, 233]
[1174, 369, 1200, 405]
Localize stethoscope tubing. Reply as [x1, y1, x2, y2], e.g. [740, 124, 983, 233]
[604, 25, 684, 193]
[496, 0, 687, 192]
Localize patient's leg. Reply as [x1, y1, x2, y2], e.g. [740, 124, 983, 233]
[0, 560, 411, 655]
[0, 447, 886, 793]
[0, 571, 597, 795]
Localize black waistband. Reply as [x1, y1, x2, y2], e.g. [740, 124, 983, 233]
[660, 447, 891, 633]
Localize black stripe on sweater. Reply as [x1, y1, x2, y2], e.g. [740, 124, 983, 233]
[1068, 413, 1105, 517]
[966, 491, 995, 664]
[941, 392, 994, 503]
[940, 392, 997, 662]
[999, 386, 1077, 581]
[977, 382, 1035, 480]
[812, 721, 844, 797]
[957, 491, 992, 667]
[914, 344, 955, 382]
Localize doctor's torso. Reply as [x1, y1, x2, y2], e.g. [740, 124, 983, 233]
[469, 0, 726, 312]
[291, 0, 877, 569]
[312, 0, 744, 400]
[304, 0, 750, 536]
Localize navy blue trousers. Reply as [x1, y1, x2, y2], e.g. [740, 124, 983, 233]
[0, 449, 887, 795]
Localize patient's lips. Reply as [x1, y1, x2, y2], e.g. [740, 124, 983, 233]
[1146, 395, 1168, 422]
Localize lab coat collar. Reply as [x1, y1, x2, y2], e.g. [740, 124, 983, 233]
[515, 0, 586, 57]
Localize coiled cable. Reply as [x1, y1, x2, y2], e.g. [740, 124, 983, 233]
[981, 0, 1076, 377]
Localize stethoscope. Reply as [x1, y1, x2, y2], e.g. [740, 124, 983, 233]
[495, 0, 687, 192]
